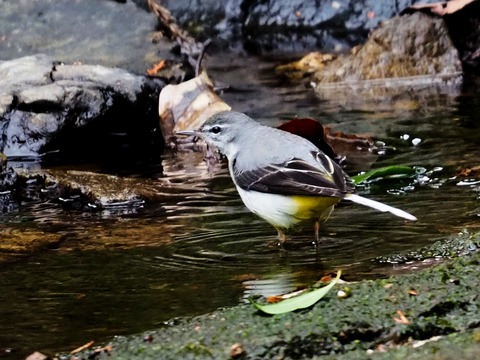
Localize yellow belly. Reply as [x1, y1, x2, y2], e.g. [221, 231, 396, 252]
[237, 187, 340, 230]
[290, 195, 339, 221]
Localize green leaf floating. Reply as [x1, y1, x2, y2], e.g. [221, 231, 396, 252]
[351, 165, 416, 185]
[252, 270, 342, 315]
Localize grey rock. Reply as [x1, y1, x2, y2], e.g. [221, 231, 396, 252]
[164, 0, 440, 54]
[311, 12, 463, 109]
[0, 0, 170, 74]
[0, 54, 165, 158]
[0, 153, 18, 212]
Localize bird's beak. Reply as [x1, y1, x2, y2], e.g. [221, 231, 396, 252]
[175, 129, 199, 137]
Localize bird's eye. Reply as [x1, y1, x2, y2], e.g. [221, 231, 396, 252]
[210, 126, 221, 134]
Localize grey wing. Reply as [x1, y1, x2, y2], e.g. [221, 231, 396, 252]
[233, 151, 355, 197]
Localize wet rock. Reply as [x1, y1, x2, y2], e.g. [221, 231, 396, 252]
[165, 0, 440, 55]
[442, 0, 480, 76]
[14, 168, 160, 212]
[376, 229, 480, 264]
[315, 12, 461, 82]
[0, 154, 17, 191]
[0, 0, 172, 74]
[0, 54, 165, 160]
[310, 12, 463, 108]
[0, 0, 460, 62]
[0, 154, 18, 213]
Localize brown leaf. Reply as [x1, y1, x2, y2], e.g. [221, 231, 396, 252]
[408, 289, 418, 296]
[230, 343, 246, 359]
[393, 310, 411, 325]
[277, 118, 374, 163]
[70, 340, 94, 354]
[267, 295, 283, 304]
[158, 71, 231, 146]
[277, 118, 341, 163]
[456, 165, 480, 177]
[146, 60, 167, 76]
[324, 128, 373, 152]
[319, 274, 334, 283]
[267, 288, 308, 303]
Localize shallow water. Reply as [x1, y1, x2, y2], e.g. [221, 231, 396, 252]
[1, 55, 480, 358]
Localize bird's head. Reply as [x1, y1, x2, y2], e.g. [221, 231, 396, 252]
[176, 111, 256, 159]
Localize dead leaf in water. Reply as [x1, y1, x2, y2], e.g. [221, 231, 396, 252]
[277, 118, 340, 163]
[456, 165, 480, 177]
[158, 71, 231, 147]
[277, 118, 374, 163]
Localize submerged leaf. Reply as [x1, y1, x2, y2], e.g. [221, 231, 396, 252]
[252, 271, 341, 315]
[351, 165, 416, 185]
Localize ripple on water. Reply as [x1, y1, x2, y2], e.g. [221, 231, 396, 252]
[1, 57, 480, 358]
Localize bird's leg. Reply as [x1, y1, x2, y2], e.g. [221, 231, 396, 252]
[277, 229, 287, 245]
[314, 220, 320, 245]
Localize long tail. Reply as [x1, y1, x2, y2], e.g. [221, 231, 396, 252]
[344, 194, 417, 221]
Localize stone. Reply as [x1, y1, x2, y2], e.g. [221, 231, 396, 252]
[0, 54, 165, 159]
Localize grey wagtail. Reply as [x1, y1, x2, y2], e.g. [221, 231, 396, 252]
[177, 111, 417, 243]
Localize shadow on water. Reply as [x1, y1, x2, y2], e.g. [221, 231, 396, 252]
[1, 55, 480, 358]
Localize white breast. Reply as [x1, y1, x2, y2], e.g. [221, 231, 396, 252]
[236, 187, 302, 230]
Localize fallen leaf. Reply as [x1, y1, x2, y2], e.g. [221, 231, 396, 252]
[323, 128, 373, 153]
[412, 335, 442, 348]
[70, 340, 94, 354]
[88, 345, 113, 358]
[267, 295, 284, 304]
[351, 165, 417, 185]
[393, 310, 411, 325]
[158, 70, 231, 146]
[146, 60, 167, 76]
[267, 289, 308, 304]
[408, 289, 418, 296]
[277, 118, 340, 163]
[230, 343, 246, 359]
[251, 271, 341, 315]
[456, 165, 480, 177]
[319, 274, 334, 283]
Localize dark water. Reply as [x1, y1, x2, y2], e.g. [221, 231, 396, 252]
[1, 56, 480, 358]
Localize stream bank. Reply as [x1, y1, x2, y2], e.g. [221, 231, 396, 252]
[59, 231, 480, 359]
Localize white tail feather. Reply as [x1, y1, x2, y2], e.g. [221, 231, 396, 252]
[344, 194, 417, 221]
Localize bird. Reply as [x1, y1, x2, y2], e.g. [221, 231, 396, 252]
[176, 111, 416, 244]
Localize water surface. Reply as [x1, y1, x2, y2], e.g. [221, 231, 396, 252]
[1, 55, 479, 358]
